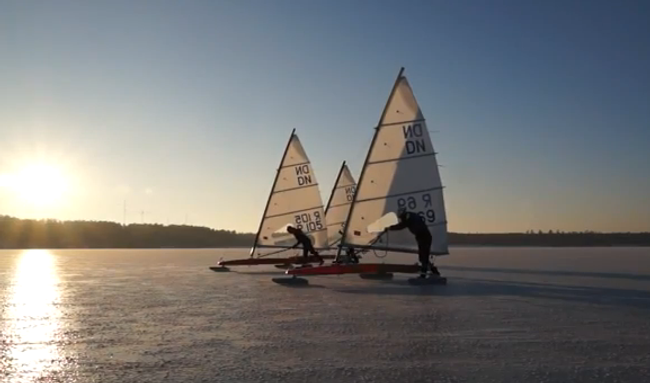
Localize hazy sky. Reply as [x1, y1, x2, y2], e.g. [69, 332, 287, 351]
[1, 0, 649, 233]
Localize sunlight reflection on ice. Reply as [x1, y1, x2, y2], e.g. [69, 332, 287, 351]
[2, 250, 72, 382]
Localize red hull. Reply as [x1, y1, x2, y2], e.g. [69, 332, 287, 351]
[286, 263, 420, 276]
[218, 254, 335, 266]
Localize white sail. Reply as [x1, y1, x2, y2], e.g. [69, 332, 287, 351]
[251, 129, 329, 255]
[339, 68, 449, 256]
[323, 161, 357, 247]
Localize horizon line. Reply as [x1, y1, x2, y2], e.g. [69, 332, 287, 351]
[1, 215, 648, 236]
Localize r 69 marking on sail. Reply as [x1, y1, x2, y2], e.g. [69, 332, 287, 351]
[397, 193, 435, 223]
[417, 210, 436, 223]
[397, 194, 431, 210]
[398, 196, 417, 210]
[294, 210, 323, 232]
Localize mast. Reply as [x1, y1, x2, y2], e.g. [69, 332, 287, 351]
[249, 128, 296, 257]
[323, 161, 348, 252]
[336, 67, 405, 257]
[324, 160, 346, 216]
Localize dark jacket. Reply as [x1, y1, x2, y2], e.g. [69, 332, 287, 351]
[388, 211, 431, 239]
[290, 227, 312, 246]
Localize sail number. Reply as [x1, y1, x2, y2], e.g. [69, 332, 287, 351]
[294, 210, 324, 232]
[402, 123, 427, 155]
[344, 185, 356, 202]
[397, 193, 436, 224]
[295, 164, 313, 186]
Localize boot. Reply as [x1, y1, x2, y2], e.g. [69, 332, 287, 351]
[419, 264, 428, 278]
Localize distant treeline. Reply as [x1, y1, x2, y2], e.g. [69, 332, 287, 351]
[0, 215, 648, 249]
[0, 215, 254, 249]
[448, 231, 650, 247]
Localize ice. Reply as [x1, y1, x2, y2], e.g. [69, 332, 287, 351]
[1, 247, 649, 382]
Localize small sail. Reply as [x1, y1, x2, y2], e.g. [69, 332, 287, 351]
[323, 161, 357, 247]
[251, 129, 329, 255]
[339, 68, 449, 256]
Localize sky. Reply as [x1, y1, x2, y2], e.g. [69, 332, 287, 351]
[1, 0, 649, 233]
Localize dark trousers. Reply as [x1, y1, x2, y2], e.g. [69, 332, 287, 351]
[347, 248, 359, 263]
[302, 242, 317, 258]
[416, 234, 433, 273]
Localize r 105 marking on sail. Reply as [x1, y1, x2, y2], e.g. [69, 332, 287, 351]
[397, 193, 436, 223]
[294, 210, 323, 232]
[402, 123, 427, 155]
[295, 164, 313, 186]
[344, 186, 356, 202]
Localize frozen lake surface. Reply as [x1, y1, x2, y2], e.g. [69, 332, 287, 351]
[1, 247, 650, 382]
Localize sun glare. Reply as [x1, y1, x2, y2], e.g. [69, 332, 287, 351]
[10, 164, 70, 207]
[6, 250, 67, 380]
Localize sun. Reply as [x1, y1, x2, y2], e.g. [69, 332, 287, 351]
[11, 164, 70, 207]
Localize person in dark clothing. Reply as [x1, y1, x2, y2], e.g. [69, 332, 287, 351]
[346, 247, 360, 263]
[386, 209, 440, 278]
[333, 246, 360, 264]
[287, 225, 324, 265]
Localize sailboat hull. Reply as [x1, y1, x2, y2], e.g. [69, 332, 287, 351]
[285, 263, 420, 276]
[218, 254, 335, 267]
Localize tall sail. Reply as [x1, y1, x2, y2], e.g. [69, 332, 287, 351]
[251, 129, 329, 256]
[339, 68, 449, 256]
[323, 161, 357, 247]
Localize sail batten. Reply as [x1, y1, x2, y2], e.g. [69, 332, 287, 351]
[376, 118, 427, 128]
[339, 68, 449, 256]
[251, 130, 328, 256]
[366, 152, 438, 166]
[279, 161, 312, 169]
